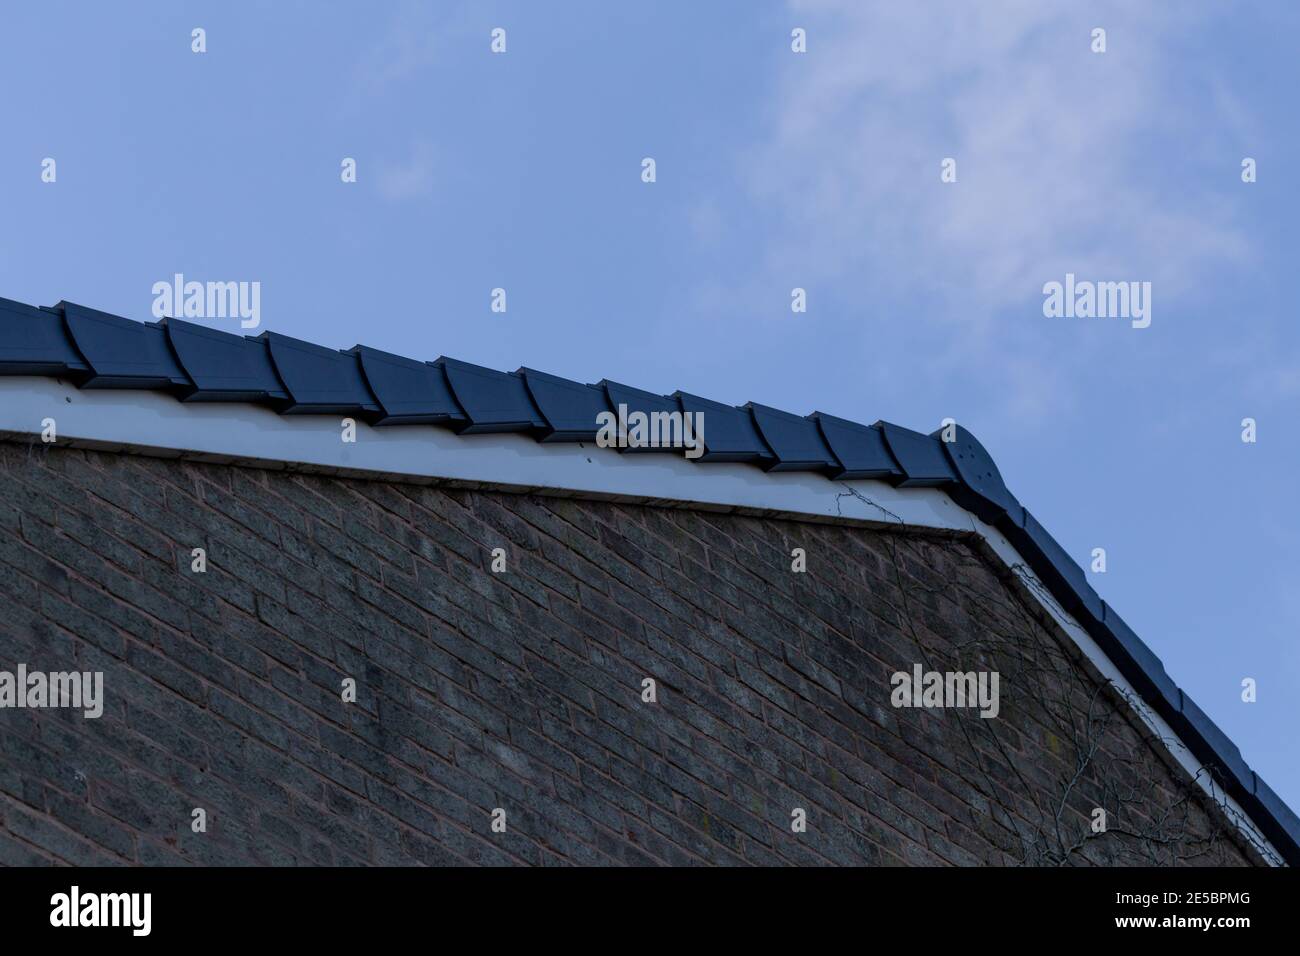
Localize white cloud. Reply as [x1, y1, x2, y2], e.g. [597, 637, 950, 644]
[762, 1, 1247, 288]
[376, 141, 436, 201]
[344, 1, 471, 113]
[733, 1, 1258, 419]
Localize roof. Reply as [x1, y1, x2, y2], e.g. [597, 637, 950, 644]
[1, 293, 1296, 865]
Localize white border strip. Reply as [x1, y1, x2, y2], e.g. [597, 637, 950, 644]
[0, 376, 1282, 864]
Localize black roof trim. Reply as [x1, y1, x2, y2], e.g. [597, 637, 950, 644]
[0, 294, 1293, 865]
[938, 424, 1014, 523]
[1094, 602, 1181, 721]
[59, 301, 191, 390]
[518, 367, 611, 443]
[672, 391, 775, 464]
[596, 379, 685, 455]
[809, 412, 903, 481]
[877, 420, 957, 487]
[350, 346, 466, 427]
[162, 317, 289, 404]
[745, 403, 839, 474]
[1174, 691, 1254, 795]
[0, 297, 90, 376]
[1005, 508, 1106, 624]
[436, 357, 548, 434]
[1256, 776, 1300, 860]
[257, 331, 380, 416]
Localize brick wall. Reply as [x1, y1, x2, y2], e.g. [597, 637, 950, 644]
[0, 440, 1260, 866]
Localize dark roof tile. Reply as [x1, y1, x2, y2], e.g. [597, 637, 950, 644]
[1254, 776, 1300, 856]
[672, 392, 774, 464]
[519, 367, 610, 442]
[1004, 508, 1104, 625]
[59, 301, 190, 390]
[258, 331, 380, 415]
[745, 403, 839, 473]
[810, 413, 902, 481]
[937, 424, 1013, 523]
[595, 379, 684, 453]
[352, 345, 466, 426]
[876, 421, 957, 487]
[0, 297, 90, 376]
[162, 317, 288, 403]
[1174, 691, 1254, 794]
[438, 357, 547, 434]
[1094, 602, 1181, 722]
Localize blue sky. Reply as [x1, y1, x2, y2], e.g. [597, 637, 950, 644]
[2, 1, 1298, 817]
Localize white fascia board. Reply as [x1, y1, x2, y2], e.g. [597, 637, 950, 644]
[0, 376, 1282, 864]
[0, 377, 967, 528]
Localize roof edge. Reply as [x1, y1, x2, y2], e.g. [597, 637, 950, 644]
[0, 296, 1294, 864]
